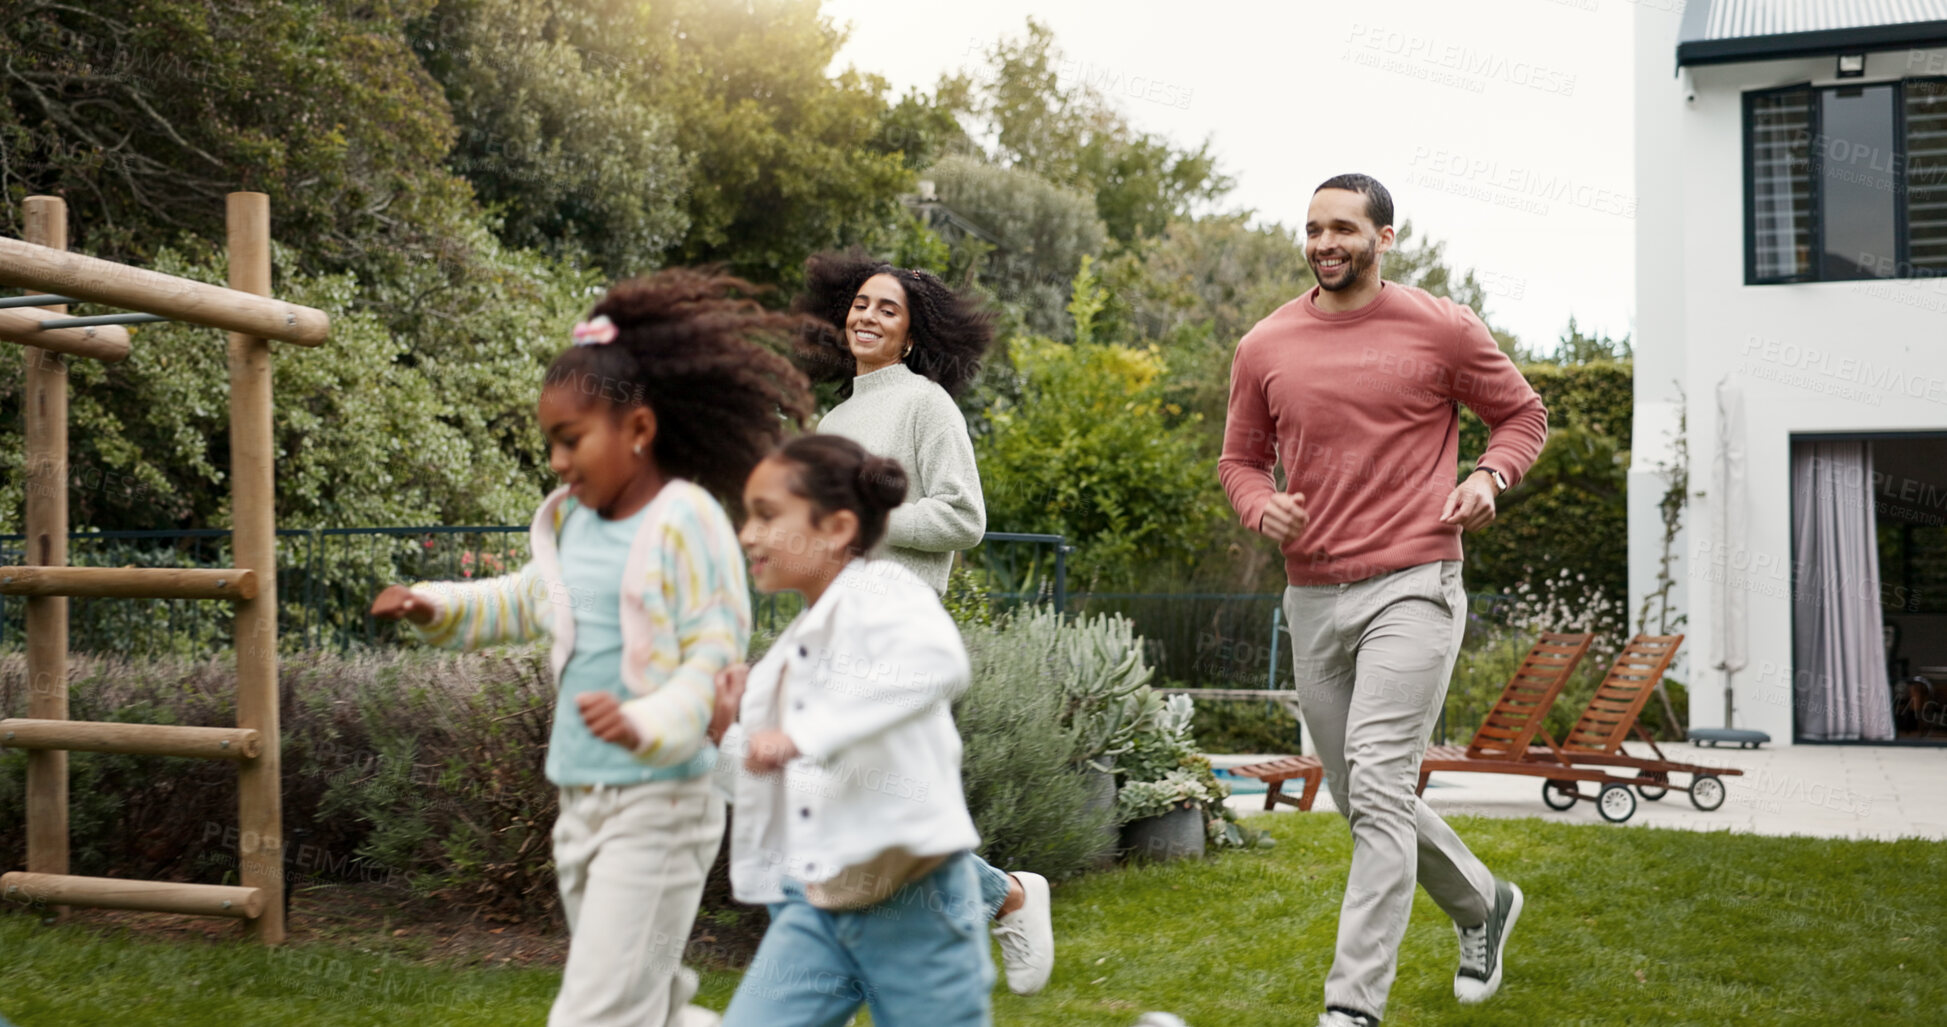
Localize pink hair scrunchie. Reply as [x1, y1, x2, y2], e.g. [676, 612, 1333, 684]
[571, 315, 618, 346]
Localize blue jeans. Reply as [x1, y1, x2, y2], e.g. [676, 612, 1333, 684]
[972, 853, 1010, 920]
[722, 850, 995, 1027]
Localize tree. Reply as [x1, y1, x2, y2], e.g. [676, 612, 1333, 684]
[0, 235, 594, 536]
[975, 265, 1226, 588]
[1, 0, 477, 273]
[1092, 215, 1313, 425]
[1382, 221, 1522, 354]
[977, 337, 1224, 589]
[408, 0, 691, 276]
[1521, 315, 1633, 365]
[639, 0, 917, 288]
[940, 18, 1233, 247]
[925, 154, 1107, 340]
[1457, 359, 1633, 605]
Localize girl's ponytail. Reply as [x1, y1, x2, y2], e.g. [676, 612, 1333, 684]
[856, 455, 909, 517]
[776, 436, 908, 556]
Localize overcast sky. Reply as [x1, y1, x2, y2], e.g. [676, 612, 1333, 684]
[821, 0, 1647, 354]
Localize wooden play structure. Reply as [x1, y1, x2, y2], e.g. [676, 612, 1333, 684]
[0, 193, 329, 943]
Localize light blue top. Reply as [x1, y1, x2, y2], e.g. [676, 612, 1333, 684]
[547, 500, 715, 786]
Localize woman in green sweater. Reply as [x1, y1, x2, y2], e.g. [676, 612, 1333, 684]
[790, 251, 1057, 997]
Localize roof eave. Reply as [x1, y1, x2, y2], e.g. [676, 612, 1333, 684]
[1677, 20, 1947, 67]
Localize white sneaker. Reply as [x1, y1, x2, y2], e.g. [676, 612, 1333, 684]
[991, 870, 1055, 995]
[1133, 1014, 1190, 1027]
[1318, 1011, 1378, 1027]
[668, 967, 719, 1026]
[671, 966, 700, 1006]
[672, 1006, 722, 1027]
[1454, 878, 1523, 1003]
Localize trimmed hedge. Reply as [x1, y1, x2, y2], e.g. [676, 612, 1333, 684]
[1459, 359, 1631, 604]
[0, 648, 562, 923]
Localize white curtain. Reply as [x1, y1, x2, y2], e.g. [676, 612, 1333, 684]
[1791, 442, 1896, 741]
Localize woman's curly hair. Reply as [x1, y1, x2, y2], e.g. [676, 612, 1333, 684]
[790, 249, 995, 398]
[543, 269, 814, 507]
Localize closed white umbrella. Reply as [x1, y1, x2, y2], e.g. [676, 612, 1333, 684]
[1711, 375, 1748, 725]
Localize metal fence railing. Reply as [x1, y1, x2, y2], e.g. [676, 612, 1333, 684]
[965, 531, 1068, 615]
[1062, 590, 1517, 690]
[3, 526, 1511, 708]
[745, 531, 1065, 636]
[1, 527, 1071, 656]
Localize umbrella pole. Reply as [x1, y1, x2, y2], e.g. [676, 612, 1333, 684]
[1650, 678, 1686, 740]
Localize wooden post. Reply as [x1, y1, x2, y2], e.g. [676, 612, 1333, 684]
[21, 196, 69, 922]
[227, 193, 283, 943]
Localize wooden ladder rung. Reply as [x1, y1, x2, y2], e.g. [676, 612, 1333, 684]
[0, 719, 260, 760]
[0, 566, 256, 600]
[2, 872, 264, 919]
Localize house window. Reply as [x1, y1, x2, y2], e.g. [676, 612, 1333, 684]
[1907, 80, 1947, 272]
[1818, 85, 1898, 280]
[1743, 78, 1947, 284]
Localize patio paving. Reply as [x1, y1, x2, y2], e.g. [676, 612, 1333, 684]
[1212, 742, 1947, 841]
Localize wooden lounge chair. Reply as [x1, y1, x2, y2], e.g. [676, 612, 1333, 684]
[1417, 635, 1742, 822]
[1231, 632, 1594, 812]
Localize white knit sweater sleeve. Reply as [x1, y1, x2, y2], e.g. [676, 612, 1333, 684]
[886, 389, 986, 553]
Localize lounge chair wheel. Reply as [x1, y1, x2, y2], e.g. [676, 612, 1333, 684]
[1689, 774, 1726, 812]
[1635, 771, 1669, 801]
[1541, 779, 1577, 810]
[1597, 783, 1637, 823]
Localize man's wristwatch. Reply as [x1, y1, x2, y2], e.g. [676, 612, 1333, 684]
[1479, 465, 1509, 495]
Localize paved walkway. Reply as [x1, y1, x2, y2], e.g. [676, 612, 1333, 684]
[1213, 742, 1947, 841]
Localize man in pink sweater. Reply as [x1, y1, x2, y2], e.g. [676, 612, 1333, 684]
[1221, 174, 1548, 1027]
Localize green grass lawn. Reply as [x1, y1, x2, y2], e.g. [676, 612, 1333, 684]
[6, 813, 1945, 1026]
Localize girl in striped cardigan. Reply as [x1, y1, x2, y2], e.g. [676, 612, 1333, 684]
[370, 270, 812, 1027]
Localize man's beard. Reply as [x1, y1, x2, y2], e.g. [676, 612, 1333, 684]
[1312, 242, 1374, 292]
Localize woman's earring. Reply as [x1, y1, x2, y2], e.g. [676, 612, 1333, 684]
[633, 444, 643, 457]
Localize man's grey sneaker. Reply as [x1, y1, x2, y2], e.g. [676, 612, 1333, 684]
[1454, 878, 1524, 1003]
[992, 871, 1055, 994]
[1318, 1010, 1378, 1027]
[1131, 1014, 1190, 1027]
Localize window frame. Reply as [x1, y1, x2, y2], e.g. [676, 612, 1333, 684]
[1742, 76, 1947, 285]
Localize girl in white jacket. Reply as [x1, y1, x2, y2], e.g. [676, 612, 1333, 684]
[587, 434, 991, 1026]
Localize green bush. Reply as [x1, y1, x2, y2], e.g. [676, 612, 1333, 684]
[0, 648, 561, 924]
[975, 332, 1226, 590]
[1458, 359, 1632, 603]
[1443, 571, 1629, 747]
[940, 562, 997, 630]
[955, 615, 1119, 879]
[0, 601, 1283, 935]
[1190, 697, 1299, 754]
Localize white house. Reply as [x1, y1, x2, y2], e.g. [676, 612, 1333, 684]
[1634, 0, 1947, 745]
